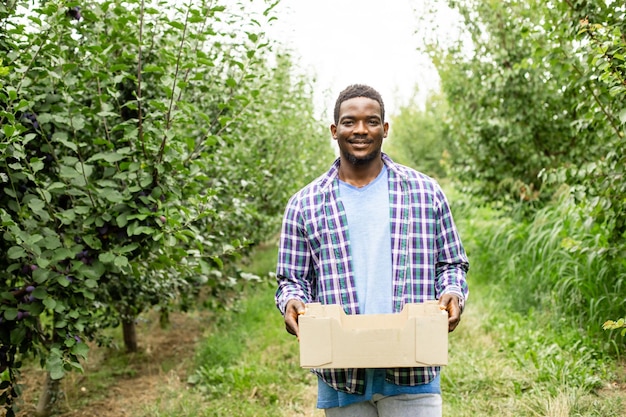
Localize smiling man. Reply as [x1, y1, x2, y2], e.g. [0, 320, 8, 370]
[275, 84, 469, 417]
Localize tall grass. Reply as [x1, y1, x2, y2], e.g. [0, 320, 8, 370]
[447, 186, 625, 393]
[453, 189, 626, 351]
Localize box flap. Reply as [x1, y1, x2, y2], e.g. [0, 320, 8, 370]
[415, 315, 448, 366]
[299, 316, 332, 367]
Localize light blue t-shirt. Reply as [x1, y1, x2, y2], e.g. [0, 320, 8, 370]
[339, 165, 392, 315]
[317, 165, 441, 409]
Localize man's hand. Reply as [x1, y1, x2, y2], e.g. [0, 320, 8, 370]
[284, 299, 306, 338]
[438, 294, 462, 333]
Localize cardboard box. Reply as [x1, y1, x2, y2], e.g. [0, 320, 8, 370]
[299, 301, 448, 368]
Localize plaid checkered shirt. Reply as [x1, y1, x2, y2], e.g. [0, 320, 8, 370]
[275, 153, 469, 395]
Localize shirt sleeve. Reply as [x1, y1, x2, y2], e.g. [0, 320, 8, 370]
[433, 185, 469, 309]
[275, 195, 317, 315]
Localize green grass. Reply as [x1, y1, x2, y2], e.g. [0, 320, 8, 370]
[442, 283, 624, 416]
[134, 242, 321, 417]
[442, 190, 625, 416]
[132, 200, 626, 416]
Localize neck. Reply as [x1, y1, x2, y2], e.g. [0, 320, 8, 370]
[338, 157, 384, 188]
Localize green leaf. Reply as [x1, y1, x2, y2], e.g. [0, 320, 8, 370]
[30, 158, 44, 173]
[88, 152, 127, 163]
[4, 308, 18, 321]
[50, 248, 75, 262]
[71, 342, 89, 358]
[143, 64, 163, 73]
[82, 235, 102, 250]
[54, 209, 76, 225]
[167, 21, 185, 30]
[7, 246, 26, 259]
[100, 188, 124, 203]
[27, 198, 46, 214]
[59, 165, 81, 180]
[10, 327, 26, 345]
[32, 287, 47, 299]
[32, 267, 49, 284]
[118, 243, 139, 253]
[52, 132, 78, 152]
[84, 279, 97, 289]
[49, 363, 65, 380]
[43, 297, 56, 310]
[619, 108, 626, 125]
[117, 212, 129, 227]
[98, 252, 115, 263]
[57, 275, 71, 287]
[42, 235, 62, 250]
[114, 255, 129, 267]
[71, 115, 85, 130]
[3, 124, 15, 138]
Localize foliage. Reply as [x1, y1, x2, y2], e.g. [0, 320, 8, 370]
[418, 0, 626, 363]
[452, 189, 626, 352]
[0, 0, 334, 414]
[422, 0, 625, 223]
[385, 91, 449, 179]
[442, 189, 624, 416]
[179, 245, 312, 417]
[45, 236, 625, 417]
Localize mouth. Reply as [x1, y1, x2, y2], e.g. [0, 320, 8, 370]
[348, 139, 372, 148]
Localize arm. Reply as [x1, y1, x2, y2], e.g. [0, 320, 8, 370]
[433, 186, 469, 332]
[275, 197, 316, 337]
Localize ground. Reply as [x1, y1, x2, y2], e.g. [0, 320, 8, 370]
[13, 309, 206, 417]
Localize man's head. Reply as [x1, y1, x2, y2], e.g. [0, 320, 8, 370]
[333, 84, 385, 125]
[331, 84, 389, 167]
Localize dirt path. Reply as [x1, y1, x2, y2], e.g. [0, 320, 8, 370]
[14, 310, 208, 417]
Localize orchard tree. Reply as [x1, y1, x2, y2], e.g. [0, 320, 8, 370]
[417, 0, 625, 344]
[420, 0, 624, 235]
[385, 91, 450, 179]
[0, 0, 334, 415]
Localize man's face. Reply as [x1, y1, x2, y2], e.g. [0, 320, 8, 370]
[330, 97, 389, 165]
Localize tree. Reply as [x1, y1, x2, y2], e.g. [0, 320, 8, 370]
[0, 0, 334, 415]
[417, 0, 625, 348]
[385, 91, 450, 179]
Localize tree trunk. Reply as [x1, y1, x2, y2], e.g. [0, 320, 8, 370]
[34, 373, 60, 417]
[122, 319, 138, 352]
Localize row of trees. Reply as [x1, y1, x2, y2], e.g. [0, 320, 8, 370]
[0, 0, 334, 415]
[390, 0, 624, 341]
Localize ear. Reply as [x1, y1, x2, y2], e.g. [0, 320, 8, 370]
[330, 124, 337, 139]
[383, 122, 389, 138]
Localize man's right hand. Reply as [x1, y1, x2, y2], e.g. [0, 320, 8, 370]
[284, 299, 306, 338]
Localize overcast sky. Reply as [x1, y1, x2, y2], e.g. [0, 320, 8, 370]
[266, 0, 448, 120]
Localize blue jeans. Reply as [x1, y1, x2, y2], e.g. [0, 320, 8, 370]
[324, 393, 442, 417]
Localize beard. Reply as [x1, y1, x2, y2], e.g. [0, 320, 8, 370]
[341, 147, 380, 166]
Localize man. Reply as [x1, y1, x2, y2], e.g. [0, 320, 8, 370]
[275, 84, 469, 417]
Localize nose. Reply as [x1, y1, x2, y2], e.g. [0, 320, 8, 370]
[354, 120, 368, 135]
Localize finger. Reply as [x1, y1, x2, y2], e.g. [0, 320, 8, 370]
[284, 301, 305, 338]
[447, 302, 461, 332]
[448, 311, 460, 332]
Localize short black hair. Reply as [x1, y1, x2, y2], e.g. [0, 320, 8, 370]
[333, 84, 385, 125]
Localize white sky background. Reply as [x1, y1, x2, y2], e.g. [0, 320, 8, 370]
[265, 0, 458, 121]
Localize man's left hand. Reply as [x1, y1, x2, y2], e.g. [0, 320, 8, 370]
[438, 294, 462, 333]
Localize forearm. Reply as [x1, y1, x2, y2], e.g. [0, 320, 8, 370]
[275, 274, 312, 315]
[436, 263, 469, 310]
